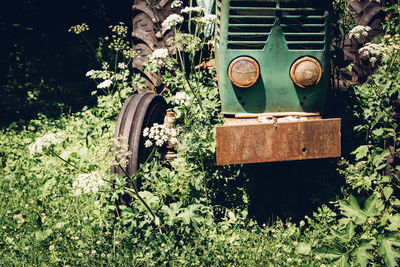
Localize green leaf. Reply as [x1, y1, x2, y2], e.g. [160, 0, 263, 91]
[161, 202, 182, 226]
[377, 234, 400, 267]
[352, 145, 370, 160]
[35, 229, 52, 241]
[364, 194, 381, 217]
[333, 253, 349, 267]
[383, 186, 394, 200]
[372, 128, 384, 136]
[351, 241, 374, 267]
[344, 221, 356, 242]
[387, 214, 400, 231]
[315, 246, 345, 261]
[339, 195, 367, 225]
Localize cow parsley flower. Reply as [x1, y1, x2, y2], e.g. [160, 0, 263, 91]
[359, 42, 383, 64]
[29, 132, 63, 155]
[86, 70, 95, 77]
[111, 136, 131, 168]
[171, 0, 183, 8]
[200, 14, 217, 24]
[181, 6, 205, 14]
[72, 172, 105, 196]
[143, 123, 179, 147]
[349, 25, 371, 39]
[162, 14, 184, 30]
[173, 92, 191, 107]
[144, 140, 153, 148]
[118, 63, 127, 69]
[150, 48, 169, 65]
[97, 79, 113, 89]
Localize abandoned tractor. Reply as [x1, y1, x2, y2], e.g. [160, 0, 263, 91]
[112, 0, 341, 178]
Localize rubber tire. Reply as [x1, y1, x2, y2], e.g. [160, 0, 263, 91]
[111, 92, 167, 178]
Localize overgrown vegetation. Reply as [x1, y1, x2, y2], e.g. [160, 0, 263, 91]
[1, 1, 399, 266]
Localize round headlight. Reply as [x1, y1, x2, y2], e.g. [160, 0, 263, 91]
[290, 57, 322, 88]
[228, 57, 260, 88]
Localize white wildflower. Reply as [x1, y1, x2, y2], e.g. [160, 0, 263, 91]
[171, 0, 183, 8]
[144, 140, 153, 148]
[143, 127, 149, 137]
[29, 132, 63, 155]
[200, 14, 217, 25]
[349, 25, 371, 39]
[173, 92, 191, 107]
[162, 14, 184, 30]
[181, 6, 205, 14]
[49, 245, 55, 251]
[86, 70, 95, 77]
[72, 172, 105, 196]
[359, 42, 383, 64]
[150, 48, 169, 65]
[156, 139, 164, 147]
[97, 79, 112, 89]
[143, 123, 179, 147]
[118, 62, 127, 69]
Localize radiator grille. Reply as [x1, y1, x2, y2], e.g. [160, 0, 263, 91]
[226, 1, 327, 51]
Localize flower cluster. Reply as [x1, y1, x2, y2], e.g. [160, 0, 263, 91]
[181, 6, 205, 14]
[143, 123, 178, 147]
[29, 132, 63, 155]
[68, 23, 89, 34]
[349, 25, 371, 39]
[109, 22, 128, 36]
[111, 136, 131, 168]
[107, 23, 130, 51]
[97, 79, 113, 89]
[72, 172, 105, 196]
[162, 14, 184, 30]
[173, 92, 191, 107]
[171, 0, 183, 8]
[359, 42, 383, 64]
[200, 14, 217, 25]
[150, 48, 169, 65]
[118, 62, 127, 69]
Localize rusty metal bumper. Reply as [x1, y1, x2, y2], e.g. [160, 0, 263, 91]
[216, 117, 341, 165]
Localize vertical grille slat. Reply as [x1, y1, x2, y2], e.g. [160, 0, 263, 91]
[223, 1, 328, 51]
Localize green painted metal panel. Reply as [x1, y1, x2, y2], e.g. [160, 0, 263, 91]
[215, 0, 332, 115]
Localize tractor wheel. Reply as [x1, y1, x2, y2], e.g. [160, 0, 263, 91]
[131, 0, 182, 91]
[111, 92, 167, 179]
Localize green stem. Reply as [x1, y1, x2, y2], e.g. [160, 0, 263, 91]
[116, 146, 157, 221]
[48, 148, 87, 173]
[81, 34, 97, 54]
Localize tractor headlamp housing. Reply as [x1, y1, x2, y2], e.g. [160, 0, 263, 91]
[228, 57, 260, 88]
[290, 57, 322, 88]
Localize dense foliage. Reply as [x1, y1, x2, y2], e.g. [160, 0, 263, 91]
[1, 1, 399, 266]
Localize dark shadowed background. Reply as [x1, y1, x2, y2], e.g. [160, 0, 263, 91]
[0, 0, 131, 127]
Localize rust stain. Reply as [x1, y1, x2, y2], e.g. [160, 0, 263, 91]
[216, 118, 341, 165]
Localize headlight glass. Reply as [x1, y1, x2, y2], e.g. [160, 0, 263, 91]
[290, 57, 322, 88]
[228, 57, 260, 88]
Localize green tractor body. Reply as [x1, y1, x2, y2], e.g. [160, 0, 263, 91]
[213, 0, 341, 165]
[215, 0, 332, 114]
